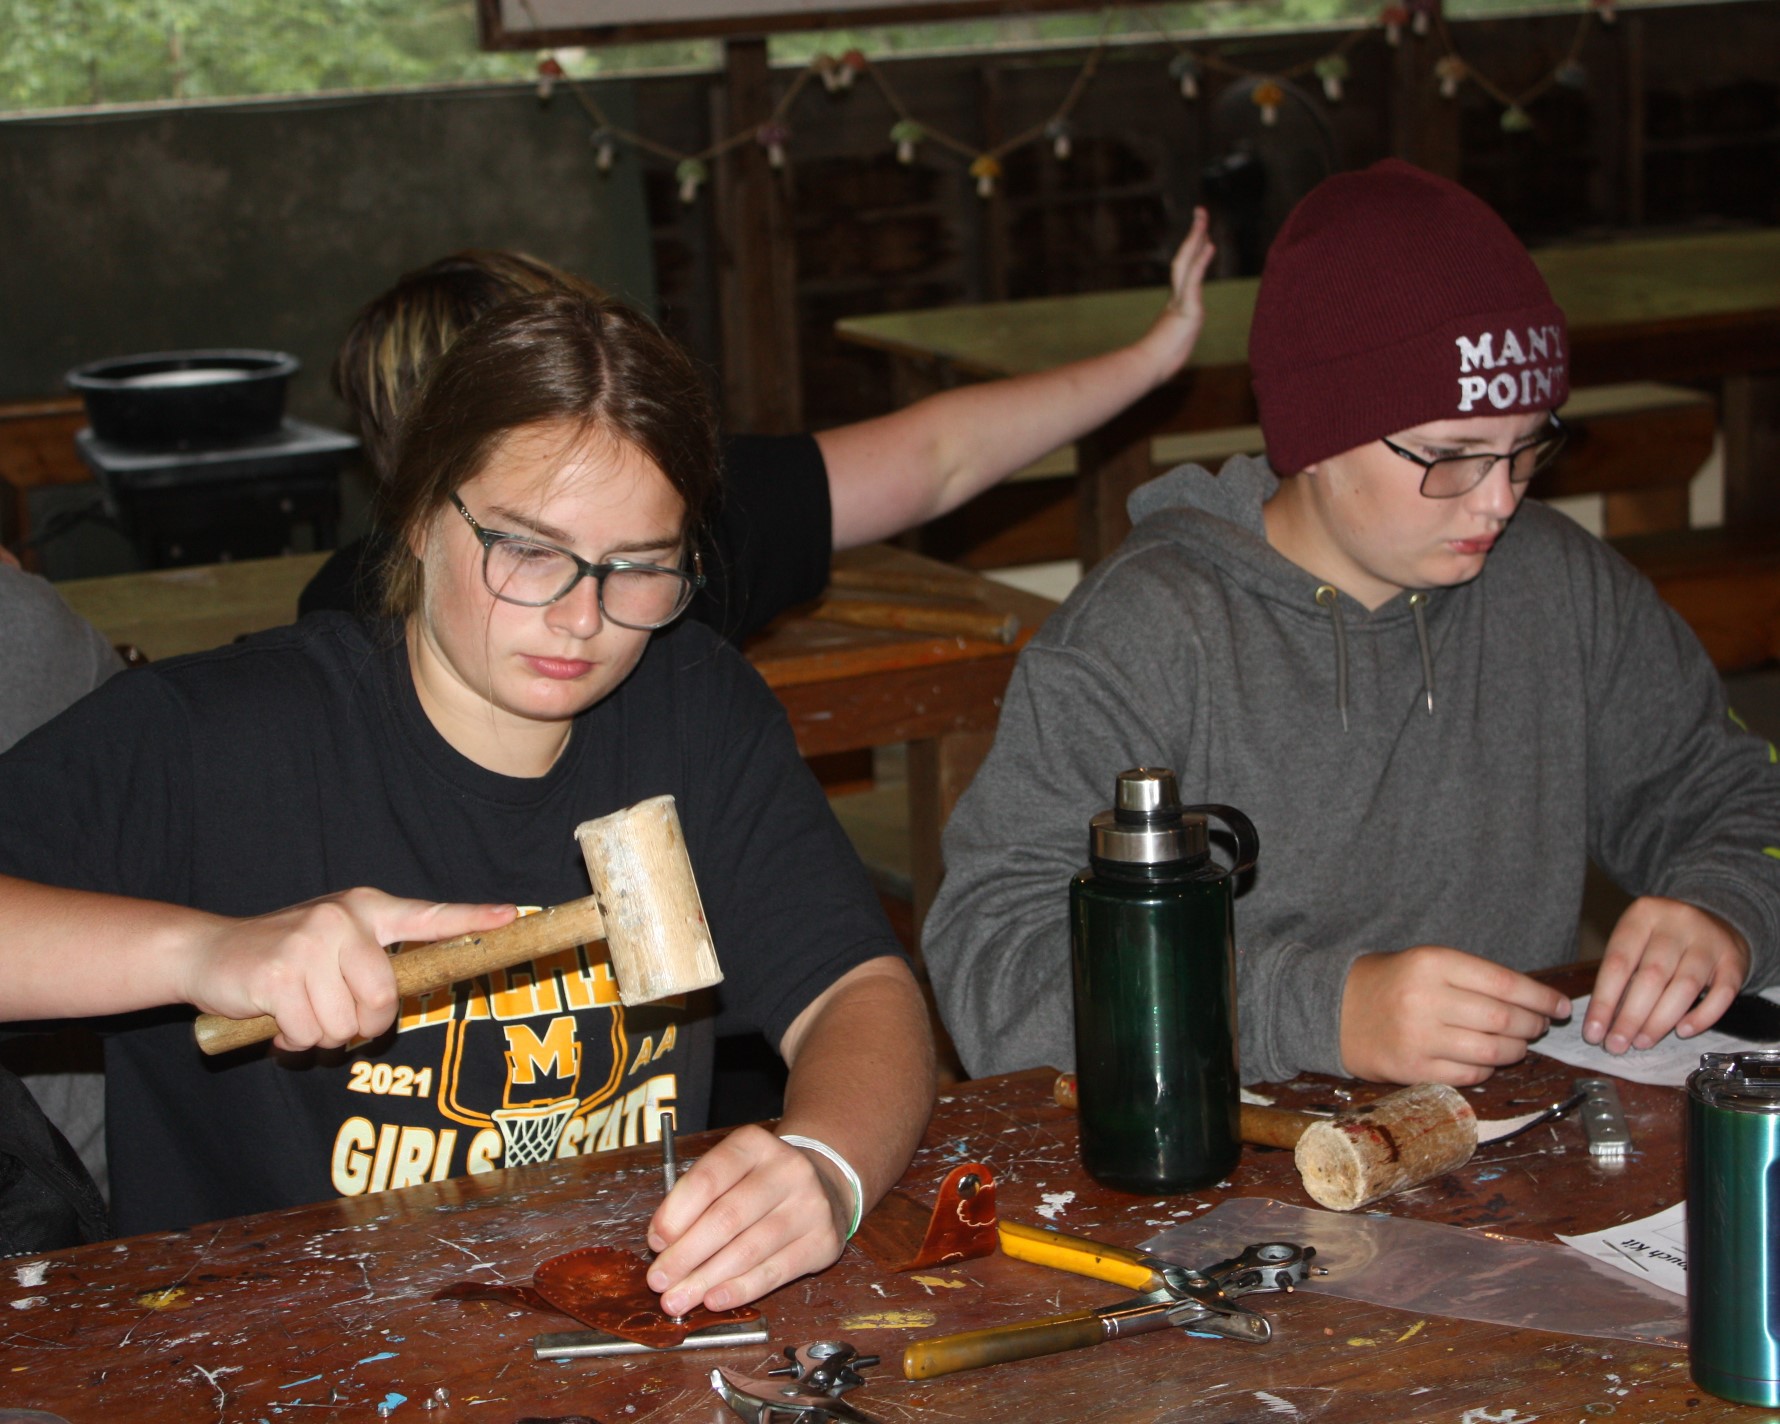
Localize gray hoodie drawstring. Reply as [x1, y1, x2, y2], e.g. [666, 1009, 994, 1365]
[1315, 585, 1435, 726]
[1408, 592, 1435, 716]
[1314, 585, 1349, 732]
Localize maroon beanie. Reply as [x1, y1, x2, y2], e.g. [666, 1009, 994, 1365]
[1249, 159, 1569, 476]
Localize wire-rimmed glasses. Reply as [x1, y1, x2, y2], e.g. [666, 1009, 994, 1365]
[1383, 414, 1568, 499]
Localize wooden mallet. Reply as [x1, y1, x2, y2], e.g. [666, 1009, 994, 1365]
[194, 794, 721, 1055]
[1239, 1083, 1479, 1211]
[1053, 1073, 1478, 1211]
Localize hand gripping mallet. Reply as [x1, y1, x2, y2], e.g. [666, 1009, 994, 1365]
[194, 794, 721, 1055]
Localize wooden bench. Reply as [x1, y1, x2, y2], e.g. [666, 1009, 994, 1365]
[0, 397, 91, 571]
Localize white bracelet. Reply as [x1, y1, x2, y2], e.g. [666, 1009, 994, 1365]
[779, 1133, 864, 1241]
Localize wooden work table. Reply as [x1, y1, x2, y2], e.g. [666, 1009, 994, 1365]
[56, 544, 1053, 930]
[838, 227, 1780, 563]
[0, 1058, 1731, 1421]
[55, 550, 332, 663]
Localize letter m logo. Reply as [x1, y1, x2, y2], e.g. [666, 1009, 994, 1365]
[503, 1016, 582, 1086]
[1454, 333, 1496, 372]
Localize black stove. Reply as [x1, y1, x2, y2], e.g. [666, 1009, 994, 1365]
[76, 417, 357, 568]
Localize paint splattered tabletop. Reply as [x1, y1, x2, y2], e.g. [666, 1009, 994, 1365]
[0, 1063, 1728, 1422]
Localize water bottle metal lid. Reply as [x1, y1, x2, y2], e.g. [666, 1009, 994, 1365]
[1092, 767, 1208, 866]
[1689, 1050, 1780, 1111]
[1114, 766, 1179, 820]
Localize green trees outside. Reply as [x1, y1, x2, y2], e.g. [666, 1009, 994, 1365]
[0, 0, 1621, 116]
[0, 0, 535, 111]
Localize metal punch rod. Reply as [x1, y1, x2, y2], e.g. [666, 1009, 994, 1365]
[660, 1109, 685, 1325]
[535, 1319, 771, 1360]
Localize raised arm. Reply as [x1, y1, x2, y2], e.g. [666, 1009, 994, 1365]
[817, 209, 1215, 549]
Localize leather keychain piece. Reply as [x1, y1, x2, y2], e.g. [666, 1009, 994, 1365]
[434, 1244, 761, 1348]
[534, 1246, 760, 1349]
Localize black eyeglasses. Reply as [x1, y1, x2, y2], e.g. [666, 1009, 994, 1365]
[1383, 414, 1568, 499]
[450, 492, 703, 630]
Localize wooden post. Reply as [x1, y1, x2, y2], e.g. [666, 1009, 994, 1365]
[1075, 392, 1173, 568]
[976, 60, 1010, 304]
[1625, 17, 1646, 228]
[908, 729, 997, 940]
[1722, 373, 1780, 530]
[1388, 4, 1460, 179]
[715, 36, 802, 434]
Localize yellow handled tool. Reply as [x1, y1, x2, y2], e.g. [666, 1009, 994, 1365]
[899, 1224, 1312, 1379]
[995, 1220, 1165, 1293]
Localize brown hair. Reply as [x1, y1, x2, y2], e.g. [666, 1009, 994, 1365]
[332, 250, 604, 483]
[377, 290, 719, 619]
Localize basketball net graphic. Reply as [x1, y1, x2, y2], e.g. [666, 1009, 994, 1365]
[492, 1099, 579, 1167]
[428, 953, 629, 1169]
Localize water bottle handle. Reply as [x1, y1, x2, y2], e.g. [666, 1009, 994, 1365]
[1183, 804, 1259, 876]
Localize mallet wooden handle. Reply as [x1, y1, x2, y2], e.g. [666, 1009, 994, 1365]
[1238, 1102, 1325, 1150]
[1052, 1072, 1318, 1149]
[193, 895, 607, 1056]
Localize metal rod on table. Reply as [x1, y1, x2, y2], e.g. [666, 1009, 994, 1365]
[535, 1320, 771, 1360]
[661, 1110, 678, 1192]
[659, 1109, 684, 1325]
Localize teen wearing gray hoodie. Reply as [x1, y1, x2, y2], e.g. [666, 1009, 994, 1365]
[924, 161, 1780, 1088]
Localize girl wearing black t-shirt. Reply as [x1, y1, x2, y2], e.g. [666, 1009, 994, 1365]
[0, 291, 935, 1320]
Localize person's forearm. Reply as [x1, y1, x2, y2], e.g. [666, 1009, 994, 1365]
[820, 210, 1212, 550]
[0, 876, 515, 1050]
[818, 327, 1186, 551]
[776, 957, 937, 1210]
[0, 873, 222, 1019]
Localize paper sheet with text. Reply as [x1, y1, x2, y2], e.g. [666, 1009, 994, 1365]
[1558, 1200, 1688, 1301]
[1532, 987, 1780, 1088]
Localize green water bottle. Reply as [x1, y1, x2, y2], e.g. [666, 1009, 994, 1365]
[1687, 1050, 1780, 1406]
[1068, 767, 1258, 1195]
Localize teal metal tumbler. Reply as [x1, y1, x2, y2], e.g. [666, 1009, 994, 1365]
[1687, 1050, 1780, 1407]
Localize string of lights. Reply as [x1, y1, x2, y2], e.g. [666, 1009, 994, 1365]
[526, 1, 1614, 202]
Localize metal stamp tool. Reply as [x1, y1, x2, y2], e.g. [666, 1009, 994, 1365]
[536, 1318, 771, 1360]
[1576, 1076, 1632, 1160]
